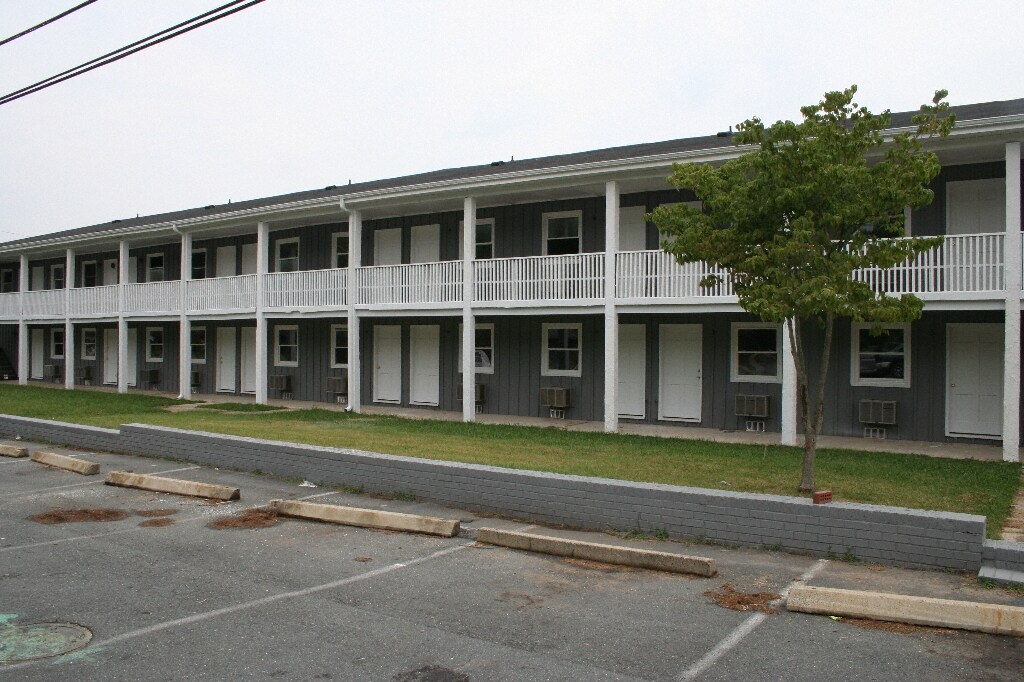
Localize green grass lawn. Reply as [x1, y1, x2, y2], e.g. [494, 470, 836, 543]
[1, 384, 1019, 536]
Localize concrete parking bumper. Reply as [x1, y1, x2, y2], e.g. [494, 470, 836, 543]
[475, 527, 718, 577]
[30, 450, 100, 475]
[0, 444, 29, 458]
[269, 499, 460, 537]
[105, 471, 240, 500]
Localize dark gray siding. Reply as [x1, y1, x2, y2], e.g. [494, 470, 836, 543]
[0, 323, 18, 375]
[911, 161, 1022, 237]
[130, 244, 181, 283]
[74, 250, 119, 286]
[73, 322, 116, 387]
[191, 234, 258, 277]
[266, 317, 348, 402]
[189, 322, 254, 396]
[25, 256, 65, 290]
[130, 322, 180, 393]
[269, 222, 346, 273]
[621, 188, 699, 249]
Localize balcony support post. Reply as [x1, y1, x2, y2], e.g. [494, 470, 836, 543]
[1003, 141, 1022, 463]
[603, 180, 619, 433]
[346, 207, 362, 412]
[117, 240, 129, 394]
[179, 229, 192, 400]
[64, 247, 75, 390]
[462, 196, 477, 422]
[17, 255, 28, 384]
[781, 318, 798, 446]
[255, 222, 269, 405]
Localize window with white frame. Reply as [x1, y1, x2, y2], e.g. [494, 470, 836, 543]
[332, 232, 349, 269]
[542, 211, 582, 256]
[146, 254, 165, 282]
[458, 323, 495, 374]
[275, 325, 299, 366]
[330, 324, 348, 368]
[81, 261, 98, 287]
[542, 323, 582, 377]
[276, 238, 300, 273]
[731, 323, 781, 383]
[191, 327, 207, 364]
[851, 323, 910, 387]
[191, 250, 207, 280]
[51, 264, 65, 290]
[81, 328, 97, 360]
[458, 219, 495, 260]
[51, 329, 65, 359]
[146, 328, 164, 362]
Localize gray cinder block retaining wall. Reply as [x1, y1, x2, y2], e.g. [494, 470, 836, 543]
[0, 414, 1004, 573]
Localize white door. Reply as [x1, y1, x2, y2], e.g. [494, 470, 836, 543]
[30, 329, 44, 379]
[373, 325, 402, 403]
[216, 246, 237, 277]
[618, 206, 648, 252]
[409, 325, 439, 406]
[30, 266, 43, 291]
[410, 224, 440, 264]
[216, 327, 236, 392]
[946, 323, 1003, 438]
[240, 327, 257, 394]
[103, 328, 118, 384]
[240, 243, 257, 275]
[618, 324, 646, 419]
[659, 324, 702, 422]
[946, 179, 1005, 235]
[102, 259, 118, 286]
[126, 328, 137, 387]
[374, 228, 402, 266]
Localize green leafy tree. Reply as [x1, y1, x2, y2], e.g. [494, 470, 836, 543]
[651, 86, 955, 492]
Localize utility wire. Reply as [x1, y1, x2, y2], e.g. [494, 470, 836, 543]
[0, 0, 265, 107]
[0, 1, 99, 48]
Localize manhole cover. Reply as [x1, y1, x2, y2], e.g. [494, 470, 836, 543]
[0, 623, 92, 663]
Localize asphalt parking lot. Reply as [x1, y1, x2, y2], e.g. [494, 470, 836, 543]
[2, 439, 1023, 681]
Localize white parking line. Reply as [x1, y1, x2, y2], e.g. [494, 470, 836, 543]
[0, 458, 32, 464]
[2, 543, 470, 672]
[0, 465, 199, 500]
[678, 558, 829, 681]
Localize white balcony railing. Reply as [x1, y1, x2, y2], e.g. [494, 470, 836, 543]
[616, 251, 734, 300]
[68, 285, 119, 317]
[123, 281, 180, 314]
[357, 261, 462, 306]
[264, 269, 347, 310]
[187, 274, 257, 313]
[474, 253, 605, 304]
[854, 233, 1004, 295]
[0, 292, 21, 319]
[22, 289, 65, 317]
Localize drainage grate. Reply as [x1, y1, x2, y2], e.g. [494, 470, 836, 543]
[0, 622, 93, 663]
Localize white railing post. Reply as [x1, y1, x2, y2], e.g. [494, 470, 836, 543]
[179, 228, 192, 400]
[781, 319, 798, 446]
[604, 180, 619, 433]
[462, 197, 477, 423]
[118, 240, 129, 393]
[1003, 141, 1021, 463]
[255, 222, 269, 405]
[64, 247, 75, 390]
[346, 206, 362, 412]
[17, 253, 28, 385]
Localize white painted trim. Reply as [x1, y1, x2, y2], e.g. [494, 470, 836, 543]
[145, 326, 164, 363]
[457, 323, 494, 374]
[780, 319, 797, 446]
[1003, 140, 1022, 462]
[273, 324, 299, 367]
[50, 327, 65, 359]
[145, 253, 165, 283]
[730, 322, 782, 384]
[81, 260, 98, 287]
[604, 180, 619, 433]
[50, 263, 65, 290]
[345, 208, 362, 412]
[462, 196, 477, 423]
[850, 323, 911, 388]
[458, 217, 495, 260]
[190, 326, 207, 365]
[80, 328, 97, 360]
[255, 221, 269, 404]
[330, 323, 348, 368]
[331, 231, 349, 269]
[274, 237, 300, 273]
[541, 322, 582, 377]
[542, 210, 583, 256]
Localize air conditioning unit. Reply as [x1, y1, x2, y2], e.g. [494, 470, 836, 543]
[456, 383, 486, 404]
[326, 376, 347, 403]
[859, 400, 896, 425]
[144, 369, 160, 388]
[190, 371, 202, 392]
[540, 387, 570, 408]
[76, 366, 93, 385]
[735, 395, 770, 418]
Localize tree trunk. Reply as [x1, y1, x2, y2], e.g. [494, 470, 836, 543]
[798, 315, 835, 492]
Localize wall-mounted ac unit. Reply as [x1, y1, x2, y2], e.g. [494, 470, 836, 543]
[540, 387, 570, 408]
[269, 375, 292, 392]
[735, 395, 770, 418]
[144, 369, 160, 388]
[190, 371, 202, 391]
[457, 383, 486, 403]
[859, 400, 896, 425]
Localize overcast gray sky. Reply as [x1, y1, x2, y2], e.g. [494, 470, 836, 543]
[1, 0, 1021, 242]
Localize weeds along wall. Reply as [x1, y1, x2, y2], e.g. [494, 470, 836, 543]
[0, 414, 990, 572]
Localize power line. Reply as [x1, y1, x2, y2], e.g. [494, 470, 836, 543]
[0, 1, 99, 48]
[0, 0, 265, 107]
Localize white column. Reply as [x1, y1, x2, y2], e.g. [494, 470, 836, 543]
[255, 222, 269, 404]
[781, 318, 798, 446]
[17, 255, 28, 384]
[346, 208, 362, 412]
[117, 240, 129, 393]
[179, 230, 192, 400]
[603, 180, 619, 433]
[462, 197, 477, 422]
[1003, 141, 1022, 463]
[63, 248, 75, 389]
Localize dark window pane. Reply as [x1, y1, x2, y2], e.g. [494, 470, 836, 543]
[738, 328, 776, 353]
[738, 352, 777, 377]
